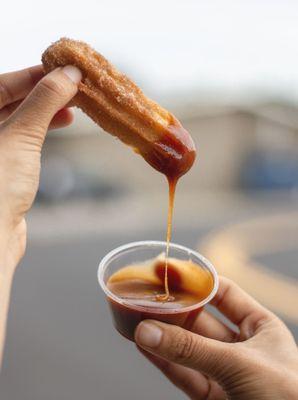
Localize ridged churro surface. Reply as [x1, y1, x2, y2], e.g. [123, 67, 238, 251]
[42, 38, 196, 178]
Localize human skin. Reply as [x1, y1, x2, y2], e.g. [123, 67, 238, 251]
[0, 64, 81, 363]
[0, 65, 297, 400]
[135, 276, 298, 399]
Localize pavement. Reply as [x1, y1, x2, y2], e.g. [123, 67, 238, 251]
[0, 192, 297, 400]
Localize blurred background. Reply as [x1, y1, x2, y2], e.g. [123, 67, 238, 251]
[1, 1, 298, 399]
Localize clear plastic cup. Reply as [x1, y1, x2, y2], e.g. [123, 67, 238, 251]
[98, 241, 218, 341]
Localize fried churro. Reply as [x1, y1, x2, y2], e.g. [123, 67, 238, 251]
[42, 38, 197, 302]
[42, 38, 196, 178]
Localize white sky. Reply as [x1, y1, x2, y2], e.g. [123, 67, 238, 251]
[2, 0, 298, 103]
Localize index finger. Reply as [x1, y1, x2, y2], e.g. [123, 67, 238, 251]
[0, 65, 44, 109]
[138, 348, 225, 400]
[211, 276, 272, 331]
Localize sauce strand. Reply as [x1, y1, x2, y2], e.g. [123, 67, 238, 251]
[156, 177, 177, 301]
[164, 177, 177, 298]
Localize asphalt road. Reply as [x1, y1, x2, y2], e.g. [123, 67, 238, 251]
[0, 228, 297, 400]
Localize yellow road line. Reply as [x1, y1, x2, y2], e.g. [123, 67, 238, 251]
[200, 212, 298, 324]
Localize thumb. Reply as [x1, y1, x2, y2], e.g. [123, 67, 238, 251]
[135, 320, 237, 381]
[6, 66, 81, 147]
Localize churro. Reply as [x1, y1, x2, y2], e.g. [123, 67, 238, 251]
[42, 38, 196, 178]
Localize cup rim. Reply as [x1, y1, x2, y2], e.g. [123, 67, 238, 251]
[98, 240, 219, 314]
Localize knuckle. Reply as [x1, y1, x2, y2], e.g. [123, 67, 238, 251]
[224, 330, 239, 343]
[216, 345, 232, 366]
[38, 76, 68, 99]
[160, 361, 174, 376]
[3, 117, 44, 148]
[171, 331, 197, 363]
[0, 79, 13, 108]
[177, 375, 196, 394]
[215, 345, 243, 377]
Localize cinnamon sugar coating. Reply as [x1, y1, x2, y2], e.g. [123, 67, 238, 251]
[42, 38, 195, 177]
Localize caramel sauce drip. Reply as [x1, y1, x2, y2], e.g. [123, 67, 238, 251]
[152, 123, 196, 302]
[155, 177, 177, 302]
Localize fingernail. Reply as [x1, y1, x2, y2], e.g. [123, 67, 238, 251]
[62, 65, 82, 84]
[136, 322, 162, 348]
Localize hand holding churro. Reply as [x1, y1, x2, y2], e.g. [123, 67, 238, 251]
[0, 63, 82, 364]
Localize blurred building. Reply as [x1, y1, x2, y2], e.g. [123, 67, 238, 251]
[40, 100, 298, 201]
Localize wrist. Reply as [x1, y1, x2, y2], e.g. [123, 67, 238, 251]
[0, 205, 16, 233]
[0, 232, 14, 272]
[0, 221, 24, 274]
[0, 227, 11, 257]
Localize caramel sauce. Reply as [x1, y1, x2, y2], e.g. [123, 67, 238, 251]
[146, 119, 196, 301]
[155, 177, 177, 302]
[106, 257, 213, 340]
